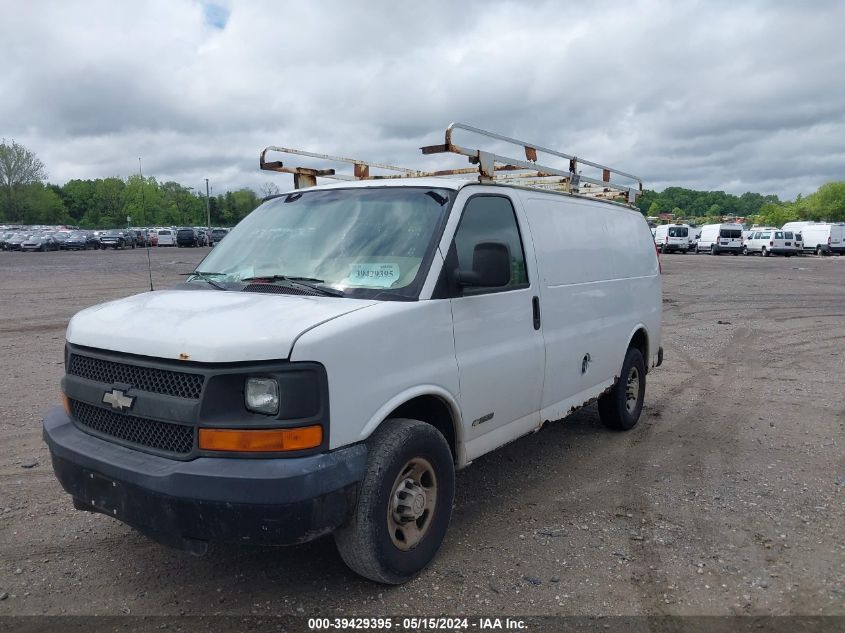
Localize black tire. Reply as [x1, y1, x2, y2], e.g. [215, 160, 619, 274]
[816, 246, 823, 256]
[598, 347, 646, 431]
[710, 245, 718, 256]
[660, 244, 667, 254]
[742, 246, 748, 256]
[762, 247, 769, 257]
[334, 418, 455, 584]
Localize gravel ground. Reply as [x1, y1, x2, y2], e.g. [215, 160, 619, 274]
[0, 247, 842, 616]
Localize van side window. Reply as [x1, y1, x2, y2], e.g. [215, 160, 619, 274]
[453, 195, 528, 292]
[753, 232, 761, 239]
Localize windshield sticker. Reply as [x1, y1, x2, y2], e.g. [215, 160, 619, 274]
[344, 263, 400, 288]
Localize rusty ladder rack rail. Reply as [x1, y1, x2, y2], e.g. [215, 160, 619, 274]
[260, 123, 643, 204]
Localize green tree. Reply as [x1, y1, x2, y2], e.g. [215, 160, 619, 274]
[0, 139, 47, 221]
[60, 179, 96, 222]
[18, 183, 68, 224]
[85, 177, 126, 227]
[802, 182, 845, 222]
[757, 202, 797, 227]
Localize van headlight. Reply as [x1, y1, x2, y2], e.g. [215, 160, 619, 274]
[245, 377, 280, 415]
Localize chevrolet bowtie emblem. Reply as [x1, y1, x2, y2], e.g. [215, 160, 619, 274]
[102, 389, 134, 412]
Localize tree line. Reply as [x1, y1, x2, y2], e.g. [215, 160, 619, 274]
[636, 182, 845, 226]
[3, 138, 843, 229]
[0, 139, 277, 228]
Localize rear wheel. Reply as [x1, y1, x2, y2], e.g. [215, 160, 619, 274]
[598, 347, 646, 431]
[742, 246, 748, 255]
[334, 419, 455, 584]
[762, 247, 769, 257]
[710, 245, 718, 255]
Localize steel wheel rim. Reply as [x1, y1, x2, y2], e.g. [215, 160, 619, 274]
[387, 457, 437, 551]
[625, 366, 640, 414]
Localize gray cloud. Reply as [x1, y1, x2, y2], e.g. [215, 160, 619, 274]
[1, 0, 843, 200]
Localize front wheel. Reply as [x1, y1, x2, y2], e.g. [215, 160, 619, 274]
[762, 247, 769, 257]
[598, 347, 646, 431]
[334, 418, 455, 584]
[742, 246, 748, 255]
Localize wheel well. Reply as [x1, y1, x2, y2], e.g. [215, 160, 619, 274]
[629, 328, 649, 363]
[386, 395, 457, 461]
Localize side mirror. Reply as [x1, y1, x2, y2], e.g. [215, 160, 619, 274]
[454, 241, 511, 287]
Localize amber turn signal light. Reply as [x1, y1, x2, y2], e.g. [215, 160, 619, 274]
[198, 426, 323, 452]
[62, 393, 72, 417]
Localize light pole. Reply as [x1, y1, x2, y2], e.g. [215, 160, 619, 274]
[205, 178, 210, 230]
[138, 157, 145, 227]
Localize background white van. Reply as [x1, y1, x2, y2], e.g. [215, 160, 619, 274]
[157, 228, 176, 246]
[696, 223, 743, 255]
[654, 223, 690, 253]
[797, 222, 844, 255]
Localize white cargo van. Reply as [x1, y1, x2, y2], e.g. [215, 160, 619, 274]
[796, 222, 844, 255]
[43, 124, 662, 584]
[653, 223, 690, 253]
[696, 223, 743, 255]
[743, 228, 797, 256]
[156, 228, 176, 246]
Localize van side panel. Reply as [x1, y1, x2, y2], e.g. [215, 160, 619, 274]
[519, 194, 661, 422]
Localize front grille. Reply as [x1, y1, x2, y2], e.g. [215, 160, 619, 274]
[71, 399, 194, 455]
[68, 354, 204, 399]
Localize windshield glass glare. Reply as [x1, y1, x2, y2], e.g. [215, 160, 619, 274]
[195, 187, 452, 298]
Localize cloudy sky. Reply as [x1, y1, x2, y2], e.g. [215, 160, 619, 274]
[2, 0, 843, 200]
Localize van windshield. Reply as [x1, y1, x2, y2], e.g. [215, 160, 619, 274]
[668, 227, 688, 237]
[194, 187, 453, 299]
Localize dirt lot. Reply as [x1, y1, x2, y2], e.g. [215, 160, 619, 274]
[0, 247, 842, 617]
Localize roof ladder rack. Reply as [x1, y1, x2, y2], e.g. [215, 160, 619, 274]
[260, 123, 643, 204]
[259, 147, 438, 189]
[419, 123, 643, 204]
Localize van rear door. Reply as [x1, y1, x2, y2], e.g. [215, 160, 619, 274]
[445, 193, 545, 458]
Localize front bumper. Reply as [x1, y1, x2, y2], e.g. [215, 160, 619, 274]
[43, 407, 366, 552]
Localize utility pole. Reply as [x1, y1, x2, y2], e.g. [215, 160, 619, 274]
[205, 178, 210, 230]
[139, 157, 145, 227]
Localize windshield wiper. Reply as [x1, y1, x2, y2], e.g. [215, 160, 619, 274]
[182, 271, 227, 291]
[240, 275, 344, 297]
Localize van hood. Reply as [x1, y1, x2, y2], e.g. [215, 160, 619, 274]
[66, 288, 378, 363]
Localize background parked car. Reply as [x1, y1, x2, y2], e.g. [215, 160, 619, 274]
[176, 227, 202, 247]
[696, 223, 743, 255]
[210, 228, 229, 246]
[156, 228, 176, 246]
[654, 223, 690, 253]
[21, 234, 59, 252]
[63, 231, 99, 250]
[744, 228, 796, 256]
[6, 233, 31, 251]
[797, 222, 845, 256]
[99, 230, 136, 249]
